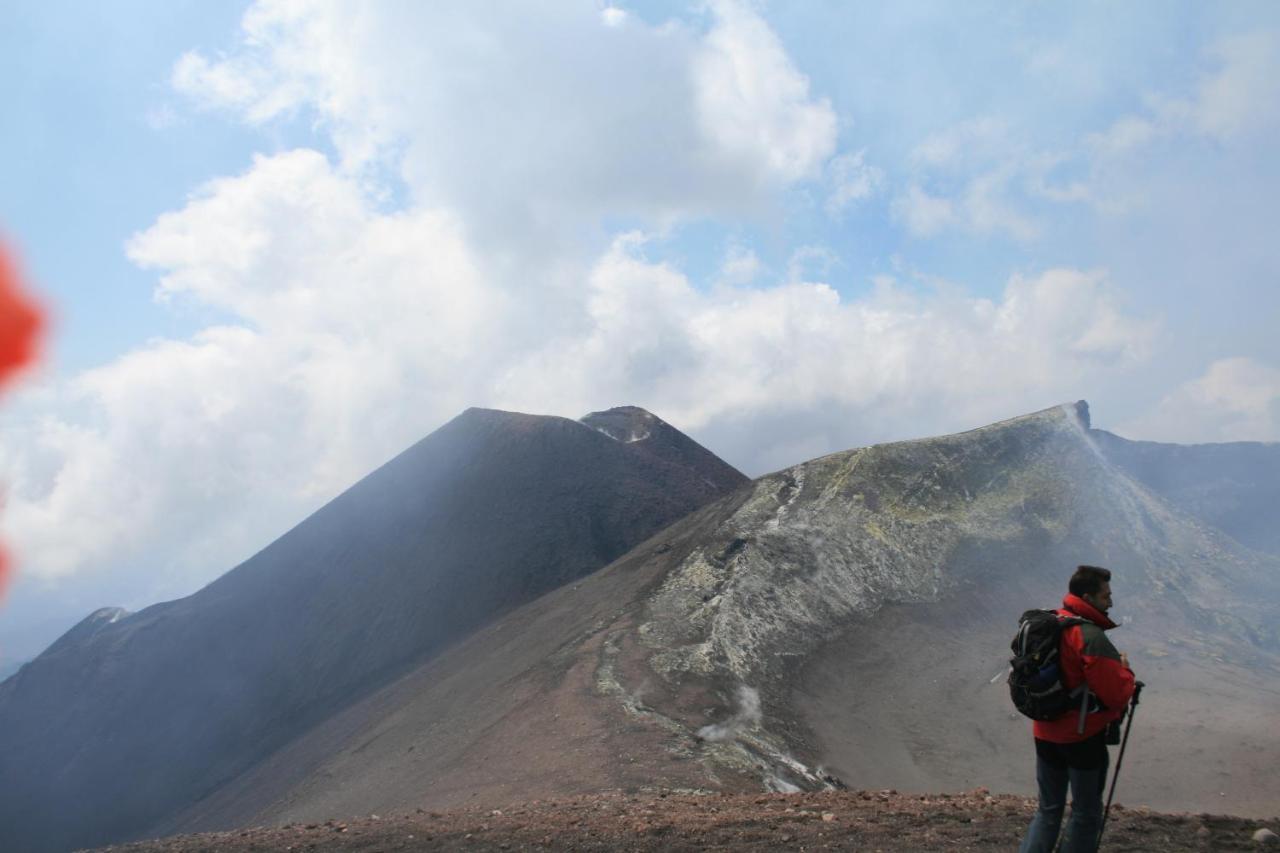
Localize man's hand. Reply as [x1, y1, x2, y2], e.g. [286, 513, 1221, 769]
[1120, 652, 1130, 671]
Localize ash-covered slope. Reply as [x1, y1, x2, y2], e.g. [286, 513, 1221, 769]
[0, 406, 746, 853]
[639, 401, 1278, 688]
[623, 401, 1279, 809]
[170, 402, 1279, 832]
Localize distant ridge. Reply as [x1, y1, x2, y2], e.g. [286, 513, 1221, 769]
[1089, 427, 1280, 556]
[0, 405, 748, 853]
[150, 400, 1279, 833]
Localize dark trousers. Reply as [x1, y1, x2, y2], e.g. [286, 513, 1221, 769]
[1019, 733, 1109, 853]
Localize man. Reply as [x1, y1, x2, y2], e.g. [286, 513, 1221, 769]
[1019, 565, 1136, 853]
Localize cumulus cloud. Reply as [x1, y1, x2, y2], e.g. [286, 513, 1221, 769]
[1186, 32, 1280, 139]
[0, 1, 1170, 605]
[3, 0, 841, 597]
[600, 7, 628, 28]
[1119, 358, 1280, 444]
[786, 246, 838, 282]
[1090, 32, 1280, 160]
[717, 244, 763, 287]
[891, 184, 956, 237]
[910, 117, 1012, 170]
[892, 119, 1045, 241]
[1131, 32, 1280, 146]
[2, 150, 499, 582]
[2, 182, 1157, 587]
[892, 32, 1280, 237]
[692, 0, 837, 186]
[494, 235, 1155, 440]
[962, 167, 1040, 241]
[171, 0, 838, 235]
[824, 149, 883, 217]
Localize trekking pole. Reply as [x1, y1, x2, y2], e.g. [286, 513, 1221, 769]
[1098, 681, 1144, 848]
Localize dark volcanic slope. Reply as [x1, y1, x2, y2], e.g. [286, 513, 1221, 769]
[0, 406, 746, 853]
[158, 402, 1280, 836]
[1088, 415, 1280, 555]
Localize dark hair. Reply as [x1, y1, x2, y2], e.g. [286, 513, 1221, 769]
[1070, 565, 1112, 597]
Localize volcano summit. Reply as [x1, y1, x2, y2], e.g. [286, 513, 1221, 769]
[2, 401, 1277, 852]
[0, 406, 746, 853]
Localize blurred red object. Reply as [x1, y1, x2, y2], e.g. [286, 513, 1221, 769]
[0, 239, 44, 393]
[0, 237, 48, 600]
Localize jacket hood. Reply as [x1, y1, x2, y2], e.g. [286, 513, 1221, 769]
[1062, 593, 1118, 630]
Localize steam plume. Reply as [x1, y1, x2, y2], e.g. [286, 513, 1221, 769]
[697, 685, 762, 742]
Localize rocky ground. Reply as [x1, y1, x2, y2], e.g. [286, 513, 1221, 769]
[92, 789, 1277, 852]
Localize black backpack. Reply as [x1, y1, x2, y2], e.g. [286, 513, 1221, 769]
[1008, 609, 1087, 720]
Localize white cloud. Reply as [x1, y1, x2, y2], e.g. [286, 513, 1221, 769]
[601, 7, 628, 28]
[1087, 115, 1158, 158]
[1090, 32, 1280, 158]
[892, 184, 956, 236]
[3, 150, 500, 583]
[1070, 33, 1280, 223]
[169, 0, 838, 234]
[2, 0, 849, 598]
[2, 185, 1159, 587]
[1166, 32, 1280, 142]
[893, 119, 1044, 241]
[692, 0, 837, 186]
[995, 269, 1155, 366]
[0, 2, 1190, 610]
[963, 166, 1040, 241]
[495, 236, 1156, 440]
[718, 244, 762, 286]
[1023, 152, 1091, 204]
[786, 245, 838, 282]
[173, 51, 277, 121]
[1121, 358, 1280, 444]
[824, 149, 882, 217]
[910, 117, 1012, 170]
[894, 33, 1280, 237]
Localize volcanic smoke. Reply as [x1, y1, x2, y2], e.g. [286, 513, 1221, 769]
[0, 236, 47, 600]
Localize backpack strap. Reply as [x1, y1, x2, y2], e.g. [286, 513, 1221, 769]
[1058, 615, 1104, 734]
[1077, 682, 1091, 734]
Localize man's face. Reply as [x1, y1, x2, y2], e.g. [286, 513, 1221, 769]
[1085, 580, 1113, 613]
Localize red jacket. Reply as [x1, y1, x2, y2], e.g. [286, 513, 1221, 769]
[1033, 593, 1136, 743]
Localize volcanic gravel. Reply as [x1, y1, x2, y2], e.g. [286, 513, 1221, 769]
[90, 789, 1276, 852]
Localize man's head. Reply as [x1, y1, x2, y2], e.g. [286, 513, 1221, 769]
[1070, 564, 1113, 613]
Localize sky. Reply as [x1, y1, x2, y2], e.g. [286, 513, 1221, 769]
[1, 0, 1279, 670]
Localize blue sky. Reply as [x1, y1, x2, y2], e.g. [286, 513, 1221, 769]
[2, 1, 1279, 670]
[1, 1, 315, 369]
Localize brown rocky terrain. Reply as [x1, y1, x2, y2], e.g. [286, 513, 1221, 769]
[95, 790, 1278, 852]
